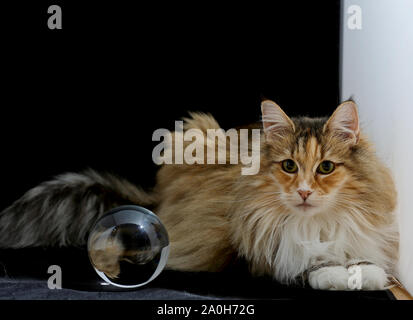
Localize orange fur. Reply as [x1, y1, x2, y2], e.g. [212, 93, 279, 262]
[153, 101, 398, 284]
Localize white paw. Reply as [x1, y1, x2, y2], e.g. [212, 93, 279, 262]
[358, 264, 388, 290]
[308, 266, 349, 290]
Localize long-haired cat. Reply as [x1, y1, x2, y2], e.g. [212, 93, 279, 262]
[0, 100, 398, 290]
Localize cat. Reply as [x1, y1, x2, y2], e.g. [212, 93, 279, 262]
[0, 100, 398, 290]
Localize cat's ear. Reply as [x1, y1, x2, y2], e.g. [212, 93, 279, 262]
[261, 100, 295, 139]
[324, 101, 360, 144]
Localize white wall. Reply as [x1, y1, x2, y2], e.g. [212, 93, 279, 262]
[341, 0, 413, 294]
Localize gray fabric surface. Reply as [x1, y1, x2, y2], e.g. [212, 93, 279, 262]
[0, 277, 221, 300]
[0, 276, 395, 300]
[0, 249, 395, 300]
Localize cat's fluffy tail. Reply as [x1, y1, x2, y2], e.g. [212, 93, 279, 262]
[0, 169, 157, 248]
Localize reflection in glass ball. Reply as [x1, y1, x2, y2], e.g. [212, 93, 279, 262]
[87, 205, 169, 289]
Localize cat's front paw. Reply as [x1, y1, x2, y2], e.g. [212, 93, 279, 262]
[308, 264, 389, 291]
[354, 264, 388, 290]
[308, 266, 349, 290]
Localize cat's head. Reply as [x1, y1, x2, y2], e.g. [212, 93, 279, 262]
[260, 100, 369, 216]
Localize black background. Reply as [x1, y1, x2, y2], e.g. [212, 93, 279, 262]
[1, 1, 340, 211]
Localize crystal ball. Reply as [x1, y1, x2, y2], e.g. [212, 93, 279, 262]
[87, 205, 169, 289]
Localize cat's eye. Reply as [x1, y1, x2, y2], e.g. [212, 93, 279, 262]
[317, 161, 335, 174]
[281, 159, 298, 173]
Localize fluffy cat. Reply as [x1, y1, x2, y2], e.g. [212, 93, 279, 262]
[0, 100, 398, 290]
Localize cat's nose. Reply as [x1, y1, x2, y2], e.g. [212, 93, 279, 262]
[297, 190, 312, 201]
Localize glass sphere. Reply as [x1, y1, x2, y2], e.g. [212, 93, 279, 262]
[87, 205, 169, 289]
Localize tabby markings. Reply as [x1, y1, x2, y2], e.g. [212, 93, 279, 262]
[152, 121, 261, 175]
